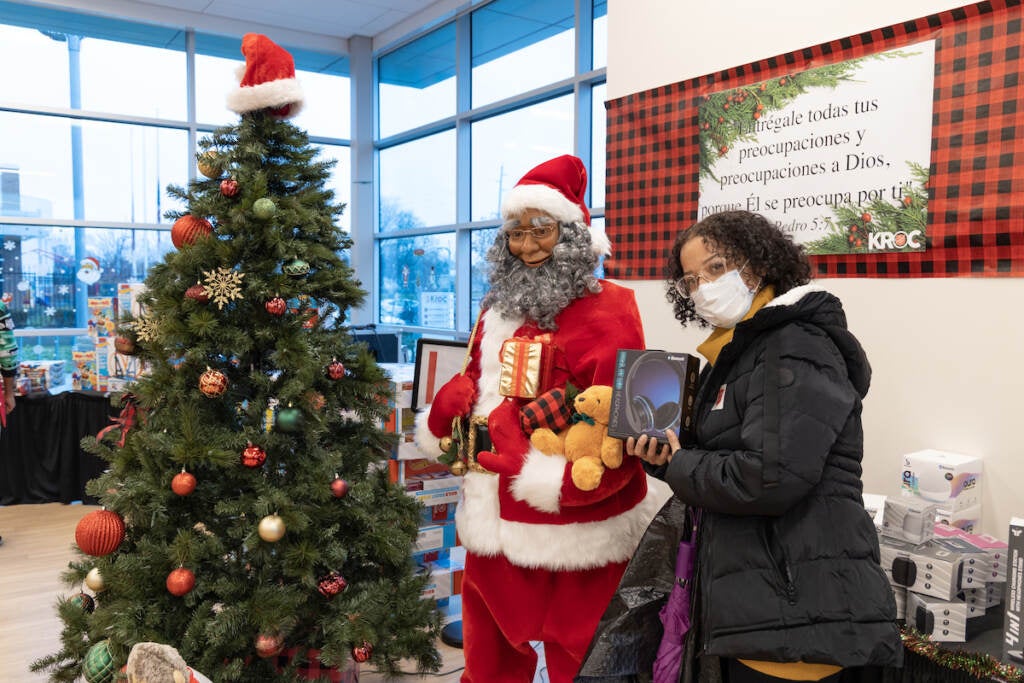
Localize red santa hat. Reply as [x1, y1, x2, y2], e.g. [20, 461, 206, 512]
[226, 33, 304, 119]
[500, 154, 610, 256]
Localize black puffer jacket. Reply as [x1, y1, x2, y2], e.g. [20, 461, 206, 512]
[663, 285, 902, 668]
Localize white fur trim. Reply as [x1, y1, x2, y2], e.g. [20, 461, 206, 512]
[501, 184, 584, 225]
[475, 311, 524, 415]
[510, 449, 568, 513]
[589, 220, 612, 256]
[457, 472, 673, 570]
[226, 77, 305, 118]
[764, 283, 827, 308]
[413, 408, 444, 460]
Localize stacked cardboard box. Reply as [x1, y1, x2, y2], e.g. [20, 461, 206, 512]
[379, 363, 465, 619]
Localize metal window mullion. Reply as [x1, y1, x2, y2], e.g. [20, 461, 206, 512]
[349, 35, 375, 327]
[454, 12, 473, 333]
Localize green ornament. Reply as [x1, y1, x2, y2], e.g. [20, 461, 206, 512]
[283, 258, 310, 279]
[276, 406, 304, 432]
[252, 197, 277, 219]
[82, 640, 116, 683]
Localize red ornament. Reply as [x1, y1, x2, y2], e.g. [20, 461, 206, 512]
[305, 391, 326, 411]
[185, 284, 209, 303]
[351, 641, 373, 663]
[166, 567, 196, 596]
[241, 443, 267, 468]
[903, 195, 913, 206]
[861, 212, 872, 223]
[753, 112, 761, 120]
[722, 102, 729, 110]
[255, 633, 284, 659]
[330, 478, 349, 499]
[220, 178, 239, 197]
[327, 359, 345, 380]
[719, 146, 729, 156]
[779, 77, 788, 85]
[172, 471, 197, 496]
[265, 296, 286, 316]
[317, 571, 348, 599]
[171, 215, 213, 249]
[75, 509, 126, 557]
[199, 368, 228, 397]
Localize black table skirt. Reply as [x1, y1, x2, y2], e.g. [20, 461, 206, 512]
[0, 391, 114, 505]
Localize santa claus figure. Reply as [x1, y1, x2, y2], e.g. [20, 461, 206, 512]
[416, 154, 670, 682]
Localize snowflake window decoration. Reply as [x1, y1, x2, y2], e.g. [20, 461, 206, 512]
[201, 267, 245, 310]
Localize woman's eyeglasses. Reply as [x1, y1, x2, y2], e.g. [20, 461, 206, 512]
[673, 257, 747, 298]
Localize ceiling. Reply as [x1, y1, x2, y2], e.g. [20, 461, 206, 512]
[130, 0, 443, 40]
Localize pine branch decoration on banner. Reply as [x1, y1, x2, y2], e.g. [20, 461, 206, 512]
[804, 162, 929, 255]
[698, 50, 921, 180]
[201, 267, 245, 309]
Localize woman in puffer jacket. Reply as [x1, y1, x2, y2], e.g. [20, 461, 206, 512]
[629, 210, 902, 683]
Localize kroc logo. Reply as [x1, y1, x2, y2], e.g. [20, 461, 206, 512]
[868, 230, 923, 251]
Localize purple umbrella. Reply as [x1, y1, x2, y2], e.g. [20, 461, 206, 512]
[652, 514, 699, 683]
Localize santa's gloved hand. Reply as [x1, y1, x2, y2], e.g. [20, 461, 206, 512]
[427, 374, 478, 438]
[475, 450, 524, 476]
[487, 397, 530, 458]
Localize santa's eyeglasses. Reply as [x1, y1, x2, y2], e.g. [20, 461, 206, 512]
[502, 216, 559, 243]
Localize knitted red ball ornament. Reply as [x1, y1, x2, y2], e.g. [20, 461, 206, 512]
[166, 567, 196, 596]
[75, 509, 126, 557]
[185, 284, 210, 303]
[171, 215, 213, 249]
[327, 359, 345, 380]
[265, 296, 286, 316]
[351, 641, 373, 663]
[241, 443, 267, 468]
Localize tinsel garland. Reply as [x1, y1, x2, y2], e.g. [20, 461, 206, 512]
[901, 627, 1023, 682]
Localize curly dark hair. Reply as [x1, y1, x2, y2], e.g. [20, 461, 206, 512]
[665, 210, 812, 326]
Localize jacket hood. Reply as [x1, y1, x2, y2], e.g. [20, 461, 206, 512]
[752, 284, 871, 397]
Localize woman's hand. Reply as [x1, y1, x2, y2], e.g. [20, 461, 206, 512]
[626, 429, 681, 467]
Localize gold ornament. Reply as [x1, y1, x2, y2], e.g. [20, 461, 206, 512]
[258, 514, 286, 542]
[201, 267, 245, 310]
[85, 567, 105, 592]
[449, 460, 468, 476]
[439, 436, 453, 452]
[197, 150, 221, 179]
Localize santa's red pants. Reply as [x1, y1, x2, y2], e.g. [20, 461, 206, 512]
[459, 551, 627, 683]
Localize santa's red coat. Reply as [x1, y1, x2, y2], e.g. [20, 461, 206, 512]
[417, 281, 670, 682]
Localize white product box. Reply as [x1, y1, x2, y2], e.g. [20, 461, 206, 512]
[863, 493, 887, 531]
[908, 592, 968, 642]
[935, 504, 982, 534]
[880, 537, 965, 601]
[890, 584, 907, 621]
[900, 449, 982, 512]
[881, 497, 937, 544]
[931, 535, 989, 589]
[934, 524, 1008, 582]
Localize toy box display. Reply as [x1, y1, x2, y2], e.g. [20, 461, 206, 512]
[96, 336, 148, 391]
[117, 282, 147, 319]
[17, 360, 65, 393]
[71, 350, 98, 391]
[608, 349, 700, 441]
[86, 296, 117, 338]
[901, 449, 982, 512]
[1003, 516, 1024, 666]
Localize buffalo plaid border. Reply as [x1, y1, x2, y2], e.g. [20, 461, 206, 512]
[604, 0, 1024, 279]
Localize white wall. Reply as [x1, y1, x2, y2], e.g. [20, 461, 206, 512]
[607, 0, 1024, 537]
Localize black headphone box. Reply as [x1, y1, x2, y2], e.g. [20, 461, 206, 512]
[607, 349, 700, 441]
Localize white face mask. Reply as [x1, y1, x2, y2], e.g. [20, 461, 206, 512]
[691, 268, 756, 328]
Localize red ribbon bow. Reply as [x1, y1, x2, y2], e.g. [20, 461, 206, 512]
[97, 393, 140, 447]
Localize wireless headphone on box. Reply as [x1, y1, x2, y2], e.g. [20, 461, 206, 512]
[625, 352, 685, 435]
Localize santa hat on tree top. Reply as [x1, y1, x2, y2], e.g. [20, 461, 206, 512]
[226, 33, 304, 119]
[500, 154, 610, 256]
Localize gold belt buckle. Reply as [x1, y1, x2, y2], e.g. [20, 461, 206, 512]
[454, 415, 495, 474]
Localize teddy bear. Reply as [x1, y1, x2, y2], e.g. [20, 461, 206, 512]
[529, 384, 624, 491]
[124, 642, 211, 683]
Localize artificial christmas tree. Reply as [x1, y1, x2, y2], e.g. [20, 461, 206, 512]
[33, 33, 441, 683]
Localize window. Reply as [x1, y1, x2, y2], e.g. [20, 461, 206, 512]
[379, 131, 457, 231]
[0, 6, 348, 380]
[470, 96, 575, 222]
[378, 23, 456, 139]
[471, 0, 575, 108]
[372, 0, 607, 356]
